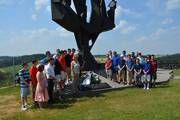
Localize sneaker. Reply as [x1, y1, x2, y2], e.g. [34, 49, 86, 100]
[147, 87, 150, 90]
[143, 87, 146, 90]
[21, 105, 27, 111]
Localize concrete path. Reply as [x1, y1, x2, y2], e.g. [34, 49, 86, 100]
[174, 76, 180, 80]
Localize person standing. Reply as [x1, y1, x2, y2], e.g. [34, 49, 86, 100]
[35, 64, 49, 108]
[126, 54, 134, 85]
[150, 55, 158, 87]
[134, 58, 142, 86]
[44, 58, 55, 105]
[19, 62, 31, 111]
[118, 54, 126, 84]
[29, 60, 38, 104]
[142, 56, 151, 90]
[71, 54, 80, 95]
[64, 50, 72, 83]
[111, 51, 120, 81]
[105, 54, 112, 79]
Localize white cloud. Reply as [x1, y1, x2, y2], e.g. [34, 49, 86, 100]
[166, 0, 180, 10]
[115, 5, 140, 17]
[35, 0, 49, 11]
[161, 18, 174, 24]
[136, 28, 166, 43]
[116, 20, 136, 34]
[31, 14, 37, 21]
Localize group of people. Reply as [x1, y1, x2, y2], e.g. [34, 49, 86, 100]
[18, 48, 82, 111]
[105, 50, 158, 90]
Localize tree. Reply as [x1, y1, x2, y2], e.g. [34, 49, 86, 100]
[51, 0, 117, 70]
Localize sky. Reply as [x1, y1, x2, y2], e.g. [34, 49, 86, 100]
[0, 0, 180, 56]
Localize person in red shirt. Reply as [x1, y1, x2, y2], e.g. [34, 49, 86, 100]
[150, 55, 158, 87]
[105, 54, 112, 80]
[58, 50, 67, 89]
[29, 60, 38, 102]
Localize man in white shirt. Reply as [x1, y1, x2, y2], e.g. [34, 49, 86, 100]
[44, 58, 56, 105]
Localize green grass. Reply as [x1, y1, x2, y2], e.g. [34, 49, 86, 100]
[0, 80, 180, 120]
[173, 69, 180, 76]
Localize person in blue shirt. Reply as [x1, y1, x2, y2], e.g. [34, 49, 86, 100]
[111, 51, 120, 81]
[134, 58, 142, 86]
[19, 62, 31, 111]
[126, 54, 134, 85]
[142, 56, 151, 90]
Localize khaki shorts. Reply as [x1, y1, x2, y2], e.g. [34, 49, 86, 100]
[118, 69, 126, 80]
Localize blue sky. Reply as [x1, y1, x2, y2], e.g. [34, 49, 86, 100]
[0, 0, 180, 56]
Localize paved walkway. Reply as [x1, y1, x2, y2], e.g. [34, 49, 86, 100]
[174, 76, 180, 80]
[56, 69, 172, 97]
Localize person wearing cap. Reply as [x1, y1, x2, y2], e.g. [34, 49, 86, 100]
[35, 64, 49, 108]
[44, 58, 55, 104]
[29, 60, 38, 104]
[18, 62, 31, 111]
[118, 54, 126, 84]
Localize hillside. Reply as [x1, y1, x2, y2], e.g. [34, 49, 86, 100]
[0, 54, 45, 68]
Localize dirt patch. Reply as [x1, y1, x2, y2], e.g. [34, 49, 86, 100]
[0, 95, 20, 119]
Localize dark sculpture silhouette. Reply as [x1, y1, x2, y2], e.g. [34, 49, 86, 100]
[51, 0, 117, 70]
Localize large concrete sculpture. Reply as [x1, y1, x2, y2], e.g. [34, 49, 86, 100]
[51, 0, 117, 70]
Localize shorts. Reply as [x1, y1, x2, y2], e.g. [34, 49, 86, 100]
[142, 74, 151, 83]
[106, 69, 112, 77]
[118, 69, 126, 80]
[20, 87, 30, 97]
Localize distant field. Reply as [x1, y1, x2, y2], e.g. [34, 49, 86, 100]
[0, 80, 180, 120]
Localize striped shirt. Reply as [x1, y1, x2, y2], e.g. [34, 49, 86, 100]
[18, 69, 30, 88]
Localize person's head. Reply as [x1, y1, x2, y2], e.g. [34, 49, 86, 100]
[127, 54, 131, 59]
[145, 56, 150, 62]
[48, 58, 54, 65]
[137, 52, 142, 57]
[113, 51, 117, 56]
[151, 55, 155, 61]
[136, 58, 140, 64]
[123, 50, 126, 56]
[68, 48, 71, 54]
[73, 54, 79, 61]
[37, 64, 44, 72]
[108, 50, 112, 55]
[120, 54, 124, 59]
[132, 52, 135, 57]
[32, 60, 38, 66]
[45, 51, 51, 58]
[64, 50, 67, 55]
[72, 48, 76, 53]
[56, 49, 60, 54]
[22, 62, 28, 70]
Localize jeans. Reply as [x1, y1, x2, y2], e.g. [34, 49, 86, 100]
[47, 79, 54, 104]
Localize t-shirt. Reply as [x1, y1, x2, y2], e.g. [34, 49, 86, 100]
[29, 66, 38, 86]
[126, 59, 134, 70]
[142, 62, 151, 74]
[105, 59, 112, 70]
[19, 69, 31, 88]
[54, 59, 62, 75]
[150, 60, 157, 73]
[44, 63, 55, 79]
[112, 55, 120, 70]
[118, 59, 126, 70]
[65, 54, 72, 67]
[58, 55, 67, 71]
[134, 64, 142, 72]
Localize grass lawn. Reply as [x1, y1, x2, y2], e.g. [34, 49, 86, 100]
[0, 80, 180, 120]
[173, 69, 180, 76]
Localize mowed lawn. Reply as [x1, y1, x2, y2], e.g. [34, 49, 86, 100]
[0, 80, 180, 120]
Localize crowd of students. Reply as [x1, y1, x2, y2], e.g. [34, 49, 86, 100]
[105, 50, 158, 90]
[18, 48, 82, 111]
